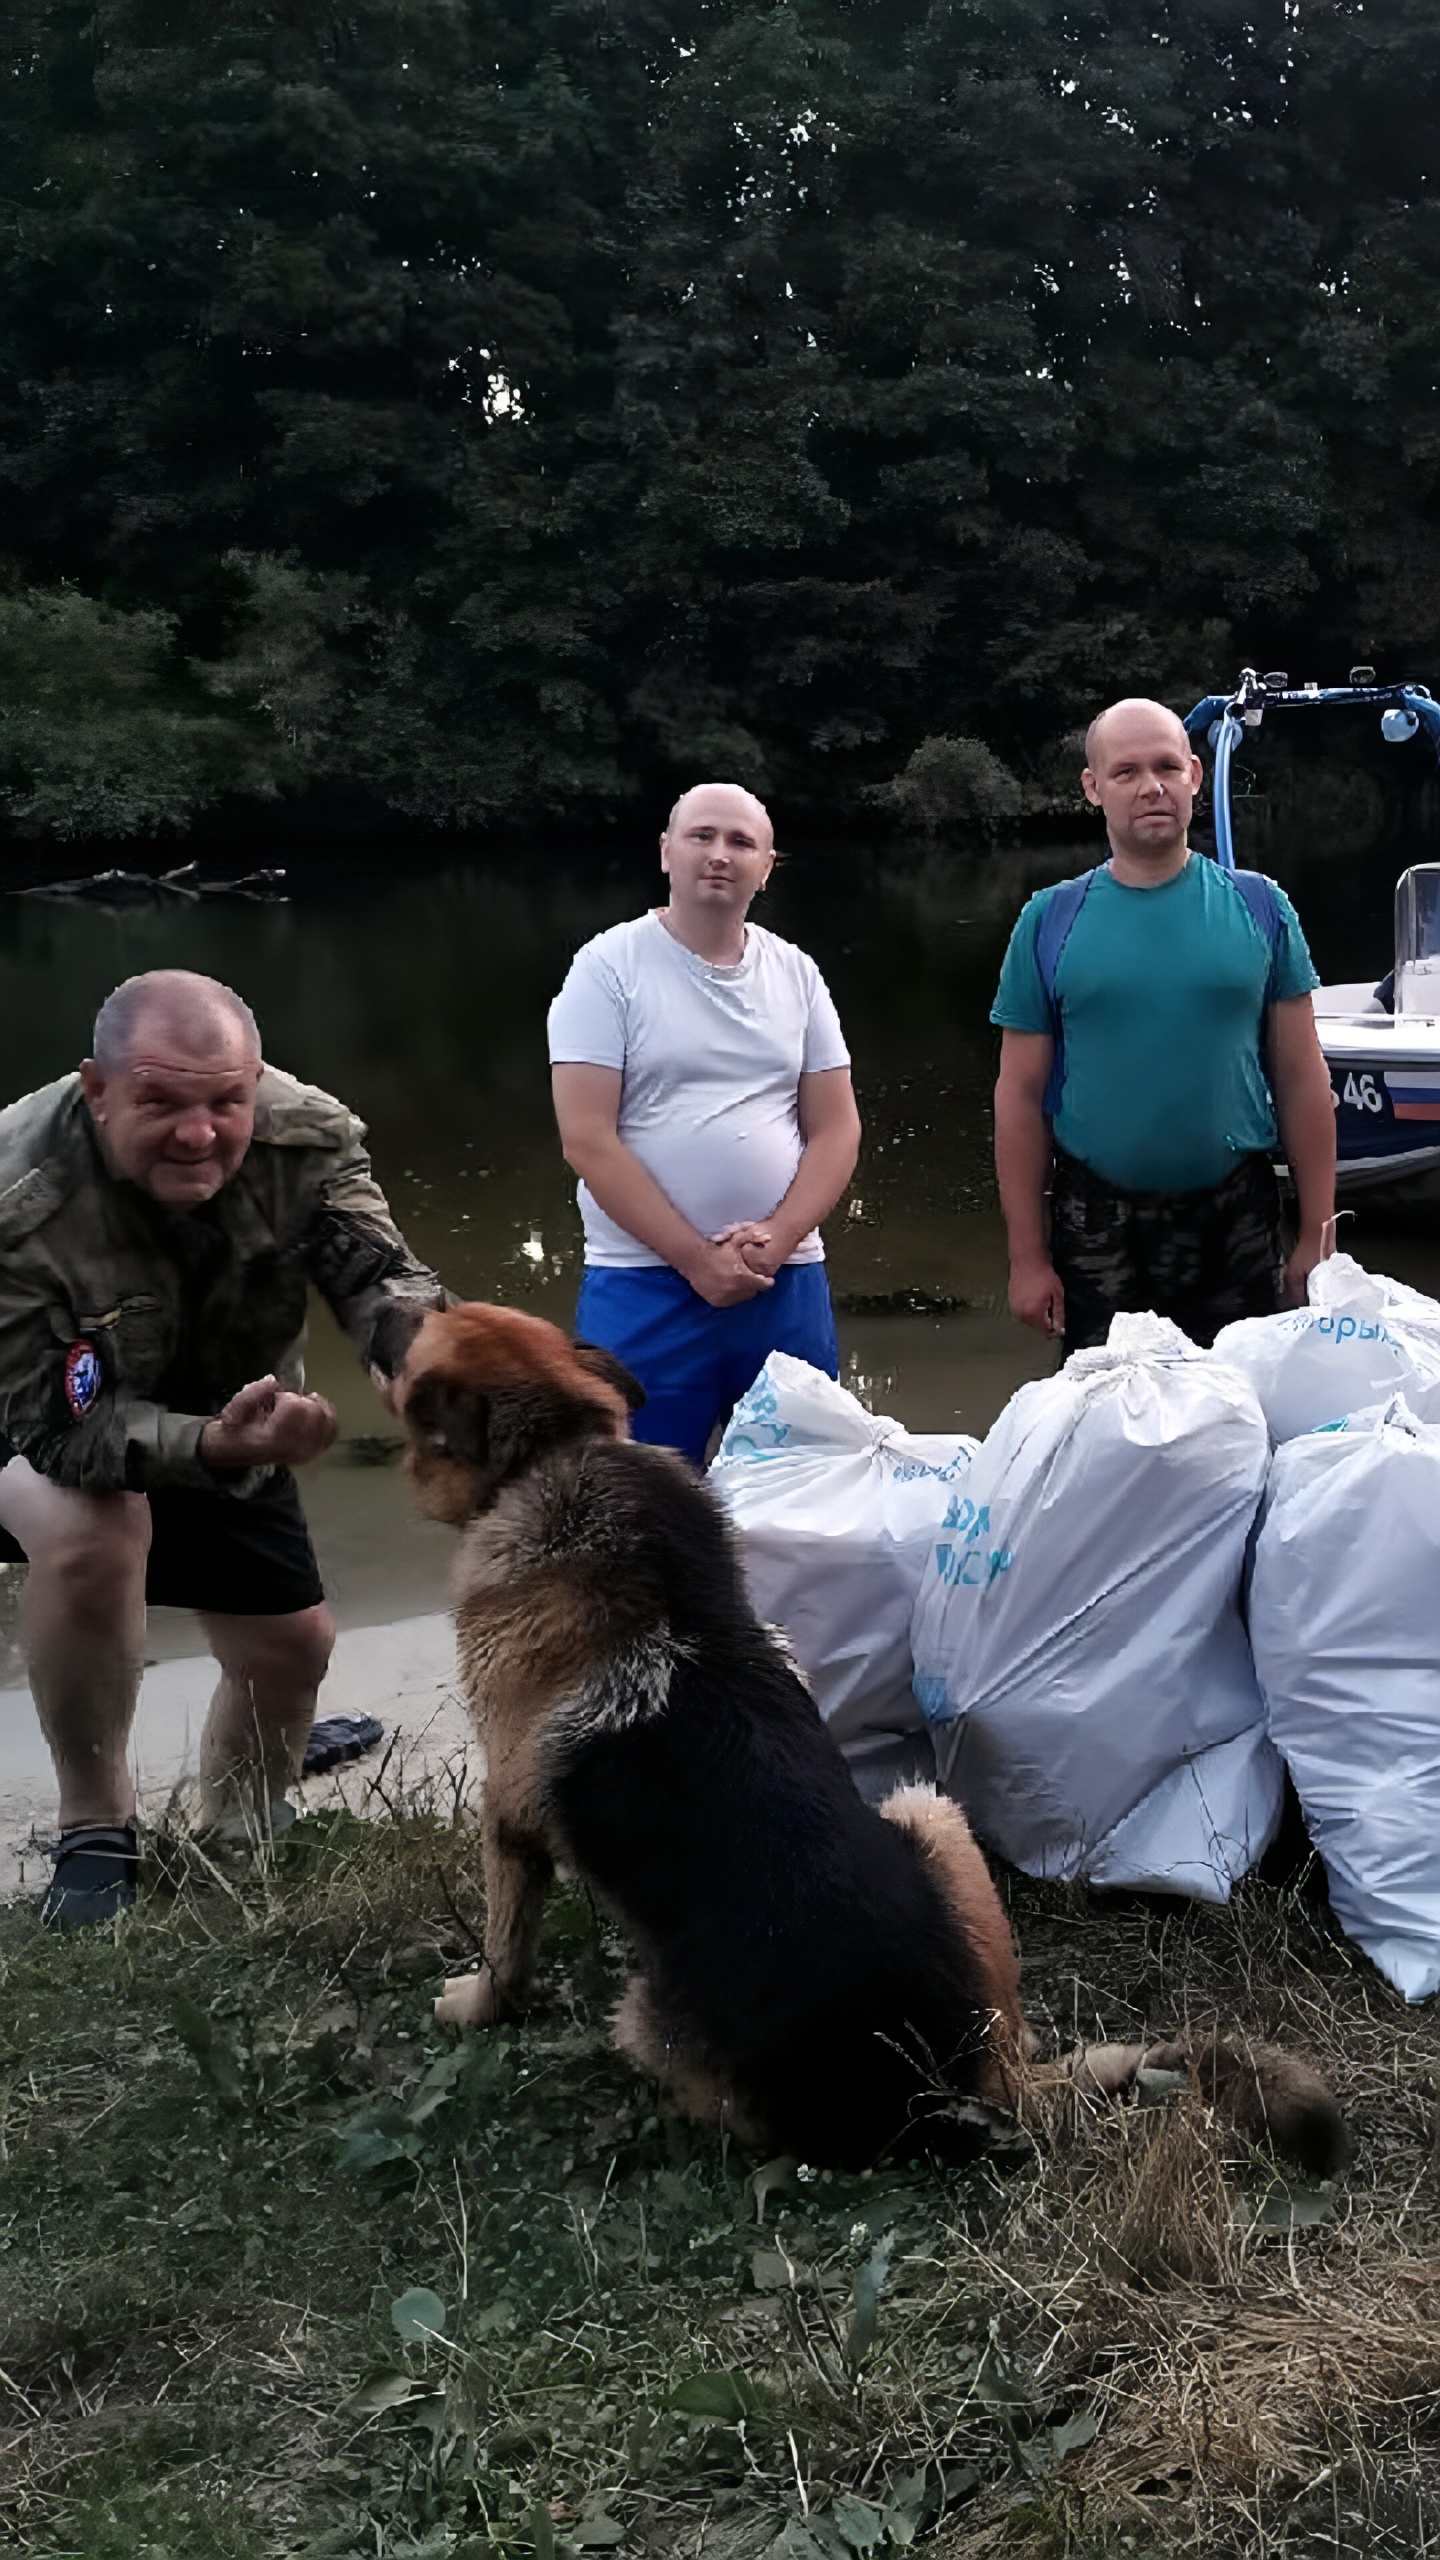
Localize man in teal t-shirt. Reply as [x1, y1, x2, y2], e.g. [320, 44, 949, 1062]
[992, 697, 1337, 1350]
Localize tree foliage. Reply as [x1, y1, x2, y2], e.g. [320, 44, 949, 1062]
[2, 0, 1437, 836]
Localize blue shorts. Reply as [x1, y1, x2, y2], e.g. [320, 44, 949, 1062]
[574, 1262, 840, 1467]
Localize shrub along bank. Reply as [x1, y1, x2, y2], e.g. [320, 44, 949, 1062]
[1, 0, 1438, 840]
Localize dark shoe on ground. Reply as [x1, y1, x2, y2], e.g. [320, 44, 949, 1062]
[302, 1713, 385, 1776]
[40, 1823, 139, 1929]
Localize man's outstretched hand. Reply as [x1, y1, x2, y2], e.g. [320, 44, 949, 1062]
[200, 1375, 339, 1471]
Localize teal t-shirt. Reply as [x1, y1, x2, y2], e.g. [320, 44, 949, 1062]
[991, 855, 1320, 1193]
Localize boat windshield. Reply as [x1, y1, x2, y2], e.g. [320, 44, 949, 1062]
[1396, 865, 1440, 1014]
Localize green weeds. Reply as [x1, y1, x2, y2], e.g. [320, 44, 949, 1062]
[2, 1806, 1440, 2556]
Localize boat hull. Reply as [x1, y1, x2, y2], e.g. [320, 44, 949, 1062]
[1315, 994, 1440, 1190]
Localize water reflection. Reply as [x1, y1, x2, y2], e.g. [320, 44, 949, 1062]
[0, 840, 1434, 1642]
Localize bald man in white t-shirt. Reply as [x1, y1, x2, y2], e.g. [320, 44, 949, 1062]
[548, 783, 862, 1464]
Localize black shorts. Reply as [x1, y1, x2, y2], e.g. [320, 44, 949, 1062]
[0, 1467, 325, 1618]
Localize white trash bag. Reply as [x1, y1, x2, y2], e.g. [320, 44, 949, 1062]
[1212, 1252, 1440, 1444]
[711, 1354, 978, 1777]
[1249, 1396, 1440, 2000]
[911, 1313, 1282, 1900]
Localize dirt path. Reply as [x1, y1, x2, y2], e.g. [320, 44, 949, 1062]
[0, 1611, 481, 1903]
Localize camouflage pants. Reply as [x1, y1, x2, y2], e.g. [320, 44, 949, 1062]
[1050, 1147, 1283, 1352]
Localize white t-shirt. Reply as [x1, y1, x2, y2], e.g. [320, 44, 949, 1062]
[547, 912, 851, 1269]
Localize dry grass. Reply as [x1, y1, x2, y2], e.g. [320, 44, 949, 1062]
[3, 1804, 1440, 2558]
[918, 1868, 1440, 2555]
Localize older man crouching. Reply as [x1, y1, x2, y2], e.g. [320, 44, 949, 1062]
[0, 969, 446, 1925]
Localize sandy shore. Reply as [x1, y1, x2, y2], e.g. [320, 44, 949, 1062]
[0, 1610, 482, 1904]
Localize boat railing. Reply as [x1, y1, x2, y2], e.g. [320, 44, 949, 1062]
[1396, 866, 1440, 1016]
[1183, 671, 1440, 875]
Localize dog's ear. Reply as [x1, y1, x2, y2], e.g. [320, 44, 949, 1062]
[483, 1379, 615, 1479]
[572, 1340, 647, 1412]
[404, 1369, 490, 1466]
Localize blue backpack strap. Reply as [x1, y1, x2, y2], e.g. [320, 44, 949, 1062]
[1035, 868, 1096, 1119]
[1225, 866, 1283, 1007]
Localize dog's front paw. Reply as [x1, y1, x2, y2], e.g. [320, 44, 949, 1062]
[434, 1968, 505, 2028]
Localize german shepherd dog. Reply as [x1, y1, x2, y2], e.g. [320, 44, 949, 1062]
[397, 1303, 1347, 2176]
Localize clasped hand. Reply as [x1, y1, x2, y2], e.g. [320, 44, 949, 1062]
[199, 1374, 339, 1471]
[686, 1221, 781, 1307]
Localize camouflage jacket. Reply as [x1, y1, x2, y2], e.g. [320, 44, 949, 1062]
[0, 1068, 445, 1495]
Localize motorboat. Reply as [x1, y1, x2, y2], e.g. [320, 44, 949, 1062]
[1184, 670, 1440, 1192]
[1309, 859, 1440, 1191]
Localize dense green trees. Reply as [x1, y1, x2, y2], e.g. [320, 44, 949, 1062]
[2, 0, 1437, 839]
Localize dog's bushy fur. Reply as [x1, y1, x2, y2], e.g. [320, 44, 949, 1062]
[541, 1452, 1022, 2166]
[398, 1303, 1348, 2177]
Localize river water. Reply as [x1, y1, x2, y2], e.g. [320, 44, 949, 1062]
[1, 837, 1436, 1646]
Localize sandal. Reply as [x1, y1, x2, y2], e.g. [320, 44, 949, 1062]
[301, 1714, 385, 1776]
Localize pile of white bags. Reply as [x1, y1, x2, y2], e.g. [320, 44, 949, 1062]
[910, 1314, 1283, 1900]
[1249, 1397, 1440, 2000]
[1212, 1252, 1440, 1442]
[708, 1270, 1440, 1972]
[711, 1355, 977, 1778]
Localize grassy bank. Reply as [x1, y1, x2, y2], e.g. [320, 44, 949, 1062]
[3, 1785, 1440, 2560]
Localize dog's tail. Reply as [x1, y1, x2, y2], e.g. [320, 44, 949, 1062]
[1062, 2032, 1350, 2179]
